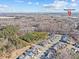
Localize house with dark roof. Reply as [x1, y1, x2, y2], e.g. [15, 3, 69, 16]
[60, 34, 69, 43]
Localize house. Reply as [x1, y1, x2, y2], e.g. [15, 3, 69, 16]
[60, 34, 69, 43]
[72, 47, 79, 53]
[73, 42, 79, 48]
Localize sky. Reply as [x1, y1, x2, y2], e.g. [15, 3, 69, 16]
[0, 0, 79, 13]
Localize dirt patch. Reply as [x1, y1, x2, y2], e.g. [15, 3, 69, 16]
[0, 46, 31, 59]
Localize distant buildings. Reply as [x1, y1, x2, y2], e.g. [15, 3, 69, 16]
[0, 14, 79, 34]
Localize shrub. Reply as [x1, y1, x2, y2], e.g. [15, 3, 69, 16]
[0, 25, 28, 56]
[20, 32, 48, 43]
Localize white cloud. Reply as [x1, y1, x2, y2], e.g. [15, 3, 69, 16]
[0, 4, 8, 8]
[43, 0, 68, 9]
[35, 2, 39, 5]
[0, 4, 9, 11]
[43, 0, 78, 10]
[72, 0, 76, 2]
[28, 1, 32, 5]
[16, 0, 24, 3]
[71, 3, 77, 7]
